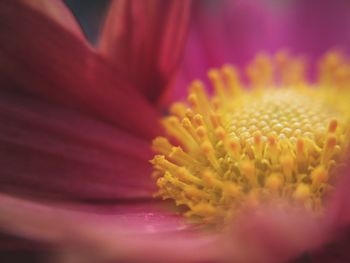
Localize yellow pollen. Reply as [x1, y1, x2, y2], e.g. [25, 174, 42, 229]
[151, 50, 350, 224]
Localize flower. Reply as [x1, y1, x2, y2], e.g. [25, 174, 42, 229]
[152, 54, 350, 224]
[1, 1, 350, 263]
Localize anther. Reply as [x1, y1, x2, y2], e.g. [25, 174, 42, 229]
[193, 114, 204, 127]
[152, 137, 172, 156]
[293, 184, 311, 202]
[215, 126, 226, 140]
[328, 119, 338, 133]
[241, 160, 257, 187]
[176, 167, 202, 185]
[321, 135, 337, 165]
[222, 64, 241, 95]
[151, 156, 178, 172]
[170, 103, 187, 118]
[266, 173, 283, 192]
[169, 147, 198, 166]
[210, 112, 221, 128]
[188, 93, 198, 109]
[280, 154, 294, 180]
[202, 170, 223, 188]
[190, 80, 206, 93]
[208, 69, 226, 98]
[201, 141, 220, 170]
[311, 166, 329, 186]
[226, 137, 241, 159]
[196, 126, 207, 141]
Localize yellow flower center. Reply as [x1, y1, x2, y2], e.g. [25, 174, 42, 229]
[151, 50, 350, 224]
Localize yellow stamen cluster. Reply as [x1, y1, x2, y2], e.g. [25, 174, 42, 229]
[151, 50, 350, 224]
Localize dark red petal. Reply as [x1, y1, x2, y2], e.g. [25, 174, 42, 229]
[0, 233, 46, 251]
[0, 90, 157, 200]
[0, 0, 161, 140]
[308, 229, 350, 263]
[20, 0, 85, 40]
[99, 0, 191, 105]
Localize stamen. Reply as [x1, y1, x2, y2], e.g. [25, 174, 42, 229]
[152, 50, 350, 224]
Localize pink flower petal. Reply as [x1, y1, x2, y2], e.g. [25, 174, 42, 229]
[0, 194, 218, 263]
[98, 0, 191, 104]
[170, 0, 350, 102]
[0, 194, 334, 263]
[169, 0, 278, 102]
[0, 91, 158, 200]
[0, 194, 187, 238]
[219, 205, 328, 263]
[325, 157, 350, 230]
[283, 0, 350, 63]
[19, 0, 85, 40]
[0, 0, 161, 140]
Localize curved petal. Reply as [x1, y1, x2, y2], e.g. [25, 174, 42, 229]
[0, 194, 218, 263]
[309, 229, 350, 263]
[20, 0, 85, 40]
[0, 195, 188, 239]
[325, 157, 350, 229]
[0, 90, 158, 200]
[0, 0, 161, 140]
[215, 204, 327, 263]
[99, 0, 191, 104]
[0, 193, 335, 263]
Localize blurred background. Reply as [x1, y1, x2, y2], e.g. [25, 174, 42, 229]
[64, 0, 110, 44]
